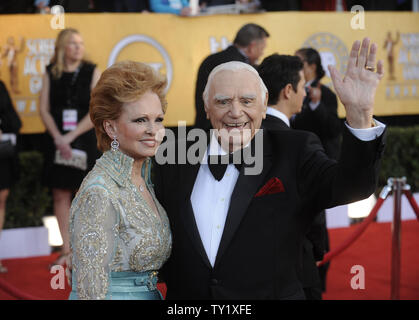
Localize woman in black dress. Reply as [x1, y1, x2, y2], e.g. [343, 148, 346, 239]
[0, 80, 22, 273]
[39, 28, 101, 266]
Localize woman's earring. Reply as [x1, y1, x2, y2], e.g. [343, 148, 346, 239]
[111, 135, 119, 151]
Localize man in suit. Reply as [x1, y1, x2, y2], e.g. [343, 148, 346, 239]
[258, 54, 325, 300]
[155, 38, 386, 299]
[194, 23, 269, 130]
[258, 54, 306, 129]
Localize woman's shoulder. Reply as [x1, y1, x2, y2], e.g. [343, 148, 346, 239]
[320, 84, 337, 97]
[81, 61, 97, 73]
[78, 165, 115, 195]
[72, 169, 119, 215]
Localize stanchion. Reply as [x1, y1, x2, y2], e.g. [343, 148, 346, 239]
[390, 178, 404, 300]
[318, 177, 418, 300]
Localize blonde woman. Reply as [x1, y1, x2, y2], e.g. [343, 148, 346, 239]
[68, 61, 171, 300]
[39, 28, 101, 267]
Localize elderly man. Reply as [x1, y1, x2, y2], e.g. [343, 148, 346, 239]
[194, 23, 269, 130]
[155, 38, 386, 299]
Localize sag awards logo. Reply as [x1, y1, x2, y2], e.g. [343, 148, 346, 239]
[385, 31, 419, 100]
[107, 35, 173, 93]
[301, 33, 349, 89]
[0, 35, 54, 116]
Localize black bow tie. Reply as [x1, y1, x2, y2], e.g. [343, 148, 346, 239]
[207, 152, 243, 181]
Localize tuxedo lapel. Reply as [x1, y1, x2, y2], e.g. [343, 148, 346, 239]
[179, 134, 212, 269]
[214, 130, 273, 268]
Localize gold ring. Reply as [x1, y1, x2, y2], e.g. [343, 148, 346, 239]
[365, 66, 375, 72]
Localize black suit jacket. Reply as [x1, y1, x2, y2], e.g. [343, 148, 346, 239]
[292, 84, 342, 160]
[194, 46, 248, 130]
[154, 126, 385, 299]
[263, 114, 322, 291]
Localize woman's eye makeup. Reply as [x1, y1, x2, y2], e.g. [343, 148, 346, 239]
[132, 116, 164, 123]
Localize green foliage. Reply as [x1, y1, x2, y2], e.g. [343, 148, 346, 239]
[378, 126, 419, 193]
[4, 151, 52, 229]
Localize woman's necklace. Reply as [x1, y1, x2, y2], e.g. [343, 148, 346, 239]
[139, 184, 144, 192]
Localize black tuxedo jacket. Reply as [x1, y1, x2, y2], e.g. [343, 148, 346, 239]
[194, 45, 248, 130]
[153, 126, 385, 299]
[292, 84, 342, 160]
[262, 114, 323, 291]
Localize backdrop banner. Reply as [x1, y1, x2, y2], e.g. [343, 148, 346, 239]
[0, 12, 418, 133]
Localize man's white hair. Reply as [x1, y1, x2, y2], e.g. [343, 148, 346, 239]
[202, 61, 268, 107]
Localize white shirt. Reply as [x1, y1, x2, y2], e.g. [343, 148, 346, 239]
[190, 119, 386, 267]
[190, 132, 240, 266]
[266, 107, 290, 127]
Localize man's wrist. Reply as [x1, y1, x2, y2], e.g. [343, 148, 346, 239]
[346, 113, 374, 129]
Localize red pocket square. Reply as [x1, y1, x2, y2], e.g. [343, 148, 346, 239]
[254, 177, 285, 197]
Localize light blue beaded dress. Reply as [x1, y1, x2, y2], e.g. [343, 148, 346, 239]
[68, 149, 172, 300]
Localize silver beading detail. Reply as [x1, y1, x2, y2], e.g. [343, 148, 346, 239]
[111, 136, 119, 152]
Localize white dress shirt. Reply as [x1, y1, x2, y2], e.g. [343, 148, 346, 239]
[190, 118, 386, 267]
[190, 132, 240, 266]
[266, 107, 290, 127]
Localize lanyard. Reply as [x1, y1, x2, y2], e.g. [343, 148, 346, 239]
[65, 63, 82, 108]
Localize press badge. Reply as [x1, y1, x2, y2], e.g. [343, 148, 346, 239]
[63, 109, 77, 131]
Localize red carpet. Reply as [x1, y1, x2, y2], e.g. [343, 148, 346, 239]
[322, 220, 419, 300]
[0, 220, 418, 300]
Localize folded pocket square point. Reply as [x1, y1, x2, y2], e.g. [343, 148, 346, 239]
[254, 177, 285, 197]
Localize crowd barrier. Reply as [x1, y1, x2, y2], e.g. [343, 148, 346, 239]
[318, 177, 419, 300]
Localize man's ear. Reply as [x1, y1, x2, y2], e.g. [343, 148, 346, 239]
[262, 92, 268, 119]
[103, 120, 117, 138]
[283, 84, 293, 100]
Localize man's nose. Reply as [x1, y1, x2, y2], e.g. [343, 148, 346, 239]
[229, 99, 243, 118]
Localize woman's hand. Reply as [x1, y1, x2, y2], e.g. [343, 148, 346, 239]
[54, 132, 75, 159]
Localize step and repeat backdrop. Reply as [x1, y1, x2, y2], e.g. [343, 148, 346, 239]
[0, 12, 418, 133]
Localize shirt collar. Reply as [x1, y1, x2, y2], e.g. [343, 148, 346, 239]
[97, 148, 141, 187]
[266, 107, 290, 127]
[237, 47, 250, 62]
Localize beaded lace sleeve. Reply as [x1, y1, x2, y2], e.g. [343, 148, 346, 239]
[70, 186, 119, 300]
